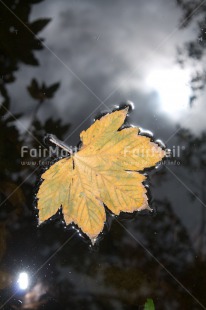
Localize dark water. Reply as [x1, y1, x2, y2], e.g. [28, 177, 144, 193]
[1, 0, 206, 309]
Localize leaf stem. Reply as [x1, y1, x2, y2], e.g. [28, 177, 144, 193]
[48, 134, 73, 155]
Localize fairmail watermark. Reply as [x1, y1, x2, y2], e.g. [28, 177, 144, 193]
[20, 144, 185, 167]
[20, 144, 79, 166]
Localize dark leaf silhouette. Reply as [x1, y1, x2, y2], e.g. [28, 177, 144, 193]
[0, 0, 51, 93]
[46, 83, 60, 98]
[177, 0, 206, 104]
[30, 18, 51, 34]
[27, 78, 60, 102]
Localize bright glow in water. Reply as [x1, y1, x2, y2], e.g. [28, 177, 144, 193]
[146, 67, 192, 116]
[17, 272, 29, 290]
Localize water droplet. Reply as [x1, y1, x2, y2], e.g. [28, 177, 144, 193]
[112, 105, 119, 110]
[155, 162, 162, 170]
[155, 139, 166, 149]
[119, 100, 135, 112]
[165, 148, 172, 157]
[139, 127, 154, 138]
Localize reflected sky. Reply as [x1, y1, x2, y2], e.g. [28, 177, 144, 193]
[7, 0, 205, 143]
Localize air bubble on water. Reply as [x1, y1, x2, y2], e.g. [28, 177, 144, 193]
[129, 124, 136, 128]
[126, 100, 135, 110]
[155, 139, 166, 149]
[119, 100, 135, 112]
[139, 127, 154, 138]
[155, 162, 161, 170]
[113, 105, 119, 110]
[91, 238, 96, 245]
[165, 148, 172, 158]
[43, 133, 53, 146]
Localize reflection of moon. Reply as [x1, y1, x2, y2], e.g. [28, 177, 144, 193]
[17, 272, 29, 290]
[146, 67, 191, 116]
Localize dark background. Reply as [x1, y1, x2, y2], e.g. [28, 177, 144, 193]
[0, 0, 206, 309]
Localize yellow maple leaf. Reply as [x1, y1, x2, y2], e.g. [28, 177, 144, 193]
[37, 108, 165, 243]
